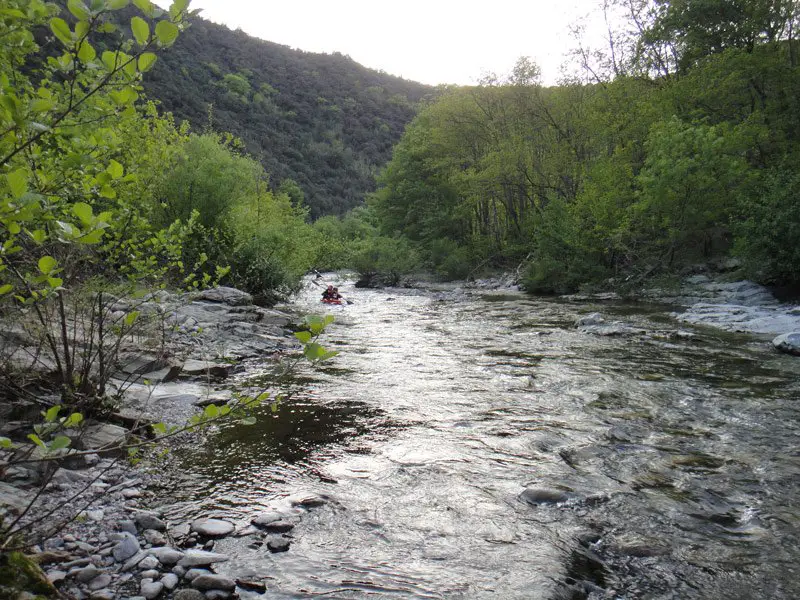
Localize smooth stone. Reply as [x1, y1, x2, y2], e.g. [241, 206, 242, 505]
[117, 520, 138, 535]
[89, 591, 115, 600]
[85, 509, 105, 522]
[122, 550, 148, 571]
[161, 573, 179, 590]
[88, 574, 112, 590]
[173, 591, 205, 600]
[267, 538, 290, 553]
[520, 487, 570, 505]
[261, 520, 295, 533]
[138, 555, 160, 570]
[141, 569, 160, 579]
[290, 495, 328, 508]
[141, 580, 164, 599]
[75, 566, 102, 583]
[112, 533, 140, 562]
[144, 529, 167, 546]
[251, 512, 282, 527]
[149, 547, 184, 566]
[205, 591, 232, 600]
[122, 488, 143, 499]
[135, 512, 167, 532]
[177, 549, 230, 568]
[184, 568, 211, 581]
[773, 332, 800, 356]
[172, 565, 186, 577]
[191, 574, 236, 592]
[46, 570, 67, 584]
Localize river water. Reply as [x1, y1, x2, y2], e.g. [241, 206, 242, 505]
[163, 277, 800, 599]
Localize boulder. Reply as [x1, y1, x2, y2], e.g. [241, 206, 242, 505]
[773, 332, 800, 356]
[196, 287, 253, 306]
[75, 423, 128, 451]
[190, 518, 235, 537]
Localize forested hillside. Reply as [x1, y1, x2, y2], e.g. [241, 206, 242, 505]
[366, 0, 800, 290]
[140, 16, 433, 217]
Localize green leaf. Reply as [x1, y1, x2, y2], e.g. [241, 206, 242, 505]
[294, 330, 312, 344]
[97, 22, 117, 33]
[47, 277, 63, 288]
[64, 412, 83, 427]
[154, 20, 179, 46]
[0, 436, 13, 448]
[6, 169, 27, 199]
[203, 404, 220, 419]
[77, 40, 96, 63]
[50, 435, 72, 451]
[30, 98, 54, 113]
[107, 159, 124, 179]
[132, 0, 154, 16]
[123, 310, 139, 326]
[77, 229, 106, 244]
[0, 9, 26, 18]
[169, 0, 190, 19]
[107, 0, 129, 8]
[152, 422, 167, 435]
[101, 50, 120, 71]
[239, 416, 257, 426]
[72, 201, 93, 225]
[67, 0, 91, 20]
[99, 184, 117, 198]
[138, 52, 157, 72]
[8, 222, 20, 235]
[44, 405, 61, 422]
[50, 18, 73, 46]
[38, 255, 57, 275]
[0, 284, 13, 296]
[27, 433, 45, 448]
[131, 16, 149, 46]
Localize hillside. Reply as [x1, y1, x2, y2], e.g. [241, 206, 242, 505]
[141, 16, 434, 218]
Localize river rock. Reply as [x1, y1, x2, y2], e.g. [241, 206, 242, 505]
[267, 538, 291, 553]
[291, 494, 328, 508]
[191, 518, 235, 537]
[144, 529, 167, 546]
[88, 574, 112, 590]
[140, 579, 164, 599]
[773, 332, 800, 356]
[237, 579, 267, 593]
[180, 360, 232, 379]
[251, 511, 283, 526]
[75, 565, 102, 583]
[205, 591, 233, 600]
[520, 487, 570, 505]
[196, 287, 253, 306]
[89, 591, 115, 600]
[177, 549, 230, 568]
[112, 532, 140, 562]
[117, 519, 137, 535]
[261, 520, 295, 533]
[149, 547, 184, 566]
[173, 590, 205, 600]
[161, 572, 179, 590]
[138, 555, 160, 570]
[575, 313, 604, 327]
[135, 512, 167, 532]
[192, 574, 236, 591]
[46, 569, 67, 584]
[122, 550, 148, 571]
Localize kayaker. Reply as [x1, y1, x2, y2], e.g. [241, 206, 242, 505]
[332, 287, 342, 300]
[322, 285, 334, 300]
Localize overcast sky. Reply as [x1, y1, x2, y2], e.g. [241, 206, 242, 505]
[162, 0, 608, 86]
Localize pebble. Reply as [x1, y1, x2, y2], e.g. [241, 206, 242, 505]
[262, 520, 295, 533]
[135, 512, 167, 532]
[191, 518, 235, 537]
[139, 555, 160, 570]
[251, 512, 282, 527]
[267, 538, 290, 553]
[144, 529, 167, 546]
[86, 509, 105, 522]
[88, 574, 112, 590]
[89, 590, 115, 600]
[75, 565, 102, 583]
[184, 568, 211, 581]
[141, 569, 160, 579]
[192, 574, 236, 591]
[118, 520, 138, 535]
[149, 547, 184, 566]
[172, 565, 186, 577]
[177, 549, 230, 568]
[46, 570, 67, 584]
[161, 572, 179, 590]
[122, 550, 148, 571]
[141, 579, 164, 599]
[112, 532, 140, 562]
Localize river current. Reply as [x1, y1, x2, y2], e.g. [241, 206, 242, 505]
[162, 277, 800, 599]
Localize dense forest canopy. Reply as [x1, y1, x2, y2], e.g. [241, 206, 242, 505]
[364, 0, 800, 290]
[139, 15, 434, 218]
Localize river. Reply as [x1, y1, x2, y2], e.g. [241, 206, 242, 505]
[162, 277, 800, 599]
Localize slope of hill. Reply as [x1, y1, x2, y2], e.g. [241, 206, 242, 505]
[141, 16, 434, 218]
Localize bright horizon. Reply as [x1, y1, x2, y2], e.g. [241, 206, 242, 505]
[156, 0, 609, 86]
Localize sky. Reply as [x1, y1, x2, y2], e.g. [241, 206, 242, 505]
[161, 0, 609, 86]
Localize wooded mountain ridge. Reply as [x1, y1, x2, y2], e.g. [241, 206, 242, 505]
[140, 14, 434, 218]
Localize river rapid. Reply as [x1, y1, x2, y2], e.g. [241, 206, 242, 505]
[162, 277, 800, 599]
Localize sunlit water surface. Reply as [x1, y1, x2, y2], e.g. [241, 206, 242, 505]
[160, 278, 800, 599]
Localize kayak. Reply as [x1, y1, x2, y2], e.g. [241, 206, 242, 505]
[321, 298, 343, 305]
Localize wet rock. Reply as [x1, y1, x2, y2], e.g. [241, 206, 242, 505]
[140, 579, 164, 599]
[88, 574, 112, 590]
[261, 520, 295, 533]
[267, 538, 291, 553]
[75, 565, 102, 583]
[251, 511, 283, 527]
[89, 590, 115, 600]
[112, 533, 140, 562]
[149, 547, 184, 566]
[181, 360, 233, 379]
[141, 569, 160, 579]
[190, 518, 235, 537]
[575, 312, 604, 327]
[196, 287, 253, 306]
[205, 591, 232, 600]
[134, 512, 167, 532]
[520, 487, 570, 505]
[291, 495, 328, 508]
[173, 590, 205, 600]
[184, 568, 210, 581]
[177, 549, 230, 568]
[139, 555, 160, 570]
[143, 529, 167, 546]
[191, 574, 236, 591]
[161, 572, 179, 590]
[237, 579, 267, 593]
[773, 332, 800, 356]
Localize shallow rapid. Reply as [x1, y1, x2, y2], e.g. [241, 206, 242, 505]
[162, 277, 800, 599]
